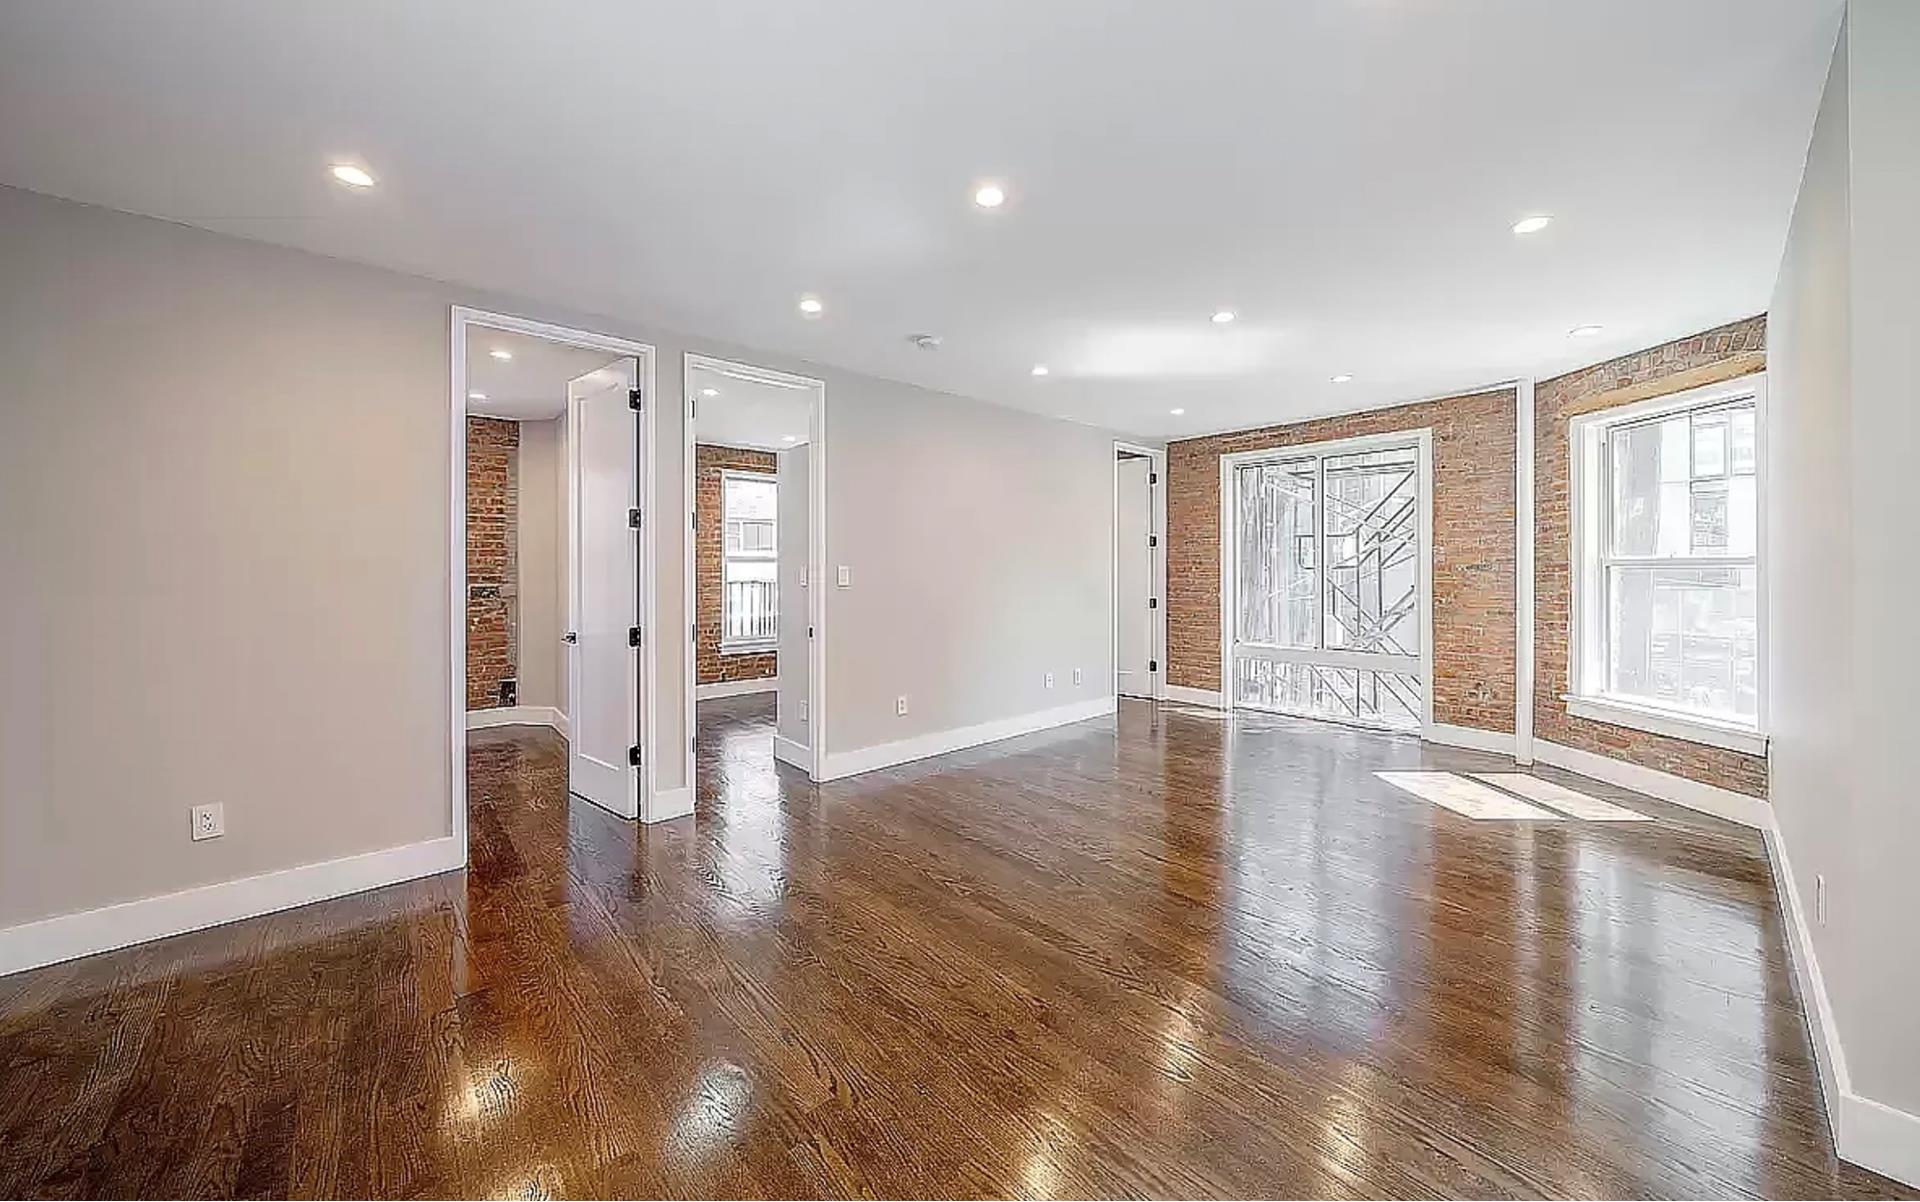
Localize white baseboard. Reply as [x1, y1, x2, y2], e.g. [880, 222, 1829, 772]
[646, 785, 694, 824]
[773, 734, 811, 770]
[818, 696, 1116, 782]
[466, 705, 568, 736]
[1841, 1091, 1920, 1188]
[1531, 737, 1770, 829]
[0, 835, 464, 978]
[1423, 722, 1518, 756]
[1165, 685, 1224, 708]
[696, 677, 778, 701]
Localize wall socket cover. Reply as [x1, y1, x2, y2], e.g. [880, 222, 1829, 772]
[191, 803, 224, 841]
[895, 695, 909, 716]
[1044, 672, 1055, 688]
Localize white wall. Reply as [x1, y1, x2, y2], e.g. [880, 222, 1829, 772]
[0, 183, 1127, 950]
[823, 374, 1114, 754]
[515, 416, 567, 715]
[1767, 0, 1920, 1177]
[776, 445, 810, 749]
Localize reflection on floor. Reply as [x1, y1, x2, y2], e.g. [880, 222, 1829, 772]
[0, 700, 1907, 1198]
[695, 692, 786, 815]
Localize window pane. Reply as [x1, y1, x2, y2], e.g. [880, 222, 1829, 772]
[1235, 459, 1317, 648]
[722, 474, 778, 643]
[1233, 656, 1422, 732]
[1322, 446, 1420, 655]
[1606, 564, 1758, 721]
[1611, 401, 1756, 558]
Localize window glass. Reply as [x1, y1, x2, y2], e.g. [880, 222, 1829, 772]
[1234, 459, 1317, 648]
[721, 474, 777, 645]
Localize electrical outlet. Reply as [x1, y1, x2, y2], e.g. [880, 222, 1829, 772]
[1072, 667, 1083, 686]
[191, 803, 224, 842]
[1816, 874, 1827, 926]
[895, 695, 909, 716]
[1044, 672, 1055, 689]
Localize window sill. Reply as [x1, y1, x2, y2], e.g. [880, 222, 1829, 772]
[1562, 694, 1767, 755]
[720, 642, 777, 657]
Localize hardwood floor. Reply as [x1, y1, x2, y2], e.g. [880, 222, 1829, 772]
[0, 697, 1907, 1199]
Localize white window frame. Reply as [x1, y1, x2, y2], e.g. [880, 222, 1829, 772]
[1219, 428, 1435, 734]
[1566, 373, 1768, 755]
[718, 468, 778, 654]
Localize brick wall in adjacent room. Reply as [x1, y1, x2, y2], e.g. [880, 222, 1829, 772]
[1167, 387, 1518, 733]
[1534, 315, 1769, 797]
[695, 444, 778, 685]
[466, 417, 519, 710]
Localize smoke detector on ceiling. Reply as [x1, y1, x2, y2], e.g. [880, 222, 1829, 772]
[909, 333, 943, 350]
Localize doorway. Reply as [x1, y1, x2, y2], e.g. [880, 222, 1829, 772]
[1113, 441, 1167, 702]
[450, 308, 657, 860]
[681, 354, 825, 810]
[1218, 429, 1433, 733]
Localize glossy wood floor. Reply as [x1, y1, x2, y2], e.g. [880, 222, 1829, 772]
[0, 697, 1908, 1199]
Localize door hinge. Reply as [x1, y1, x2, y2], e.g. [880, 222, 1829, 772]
[1148, 534, 1158, 548]
[689, 398, 697, 421]
[628, 387, 644, 411]
[629, 625, 642, 648]
[1149, 472, 1158, 485]
[1148, 597, 1159, 609]
[628, 745, 643, 767]
[808, 625, 815, 639]
[1149, 659, 1159, 673]
[628, 507, 643, 529]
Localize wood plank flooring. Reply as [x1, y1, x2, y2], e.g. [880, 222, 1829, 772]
[0, 696, 1908, 1198]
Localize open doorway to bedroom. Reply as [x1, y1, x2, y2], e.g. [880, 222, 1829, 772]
[682, 354, 824, 814]
[452, 309, 657, 860]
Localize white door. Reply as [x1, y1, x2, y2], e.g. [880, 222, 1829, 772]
[1116, 455, 1155, 698]
[566, 358, 642, 818]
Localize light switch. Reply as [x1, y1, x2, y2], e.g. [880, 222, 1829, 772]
[837, 565, 851, 588]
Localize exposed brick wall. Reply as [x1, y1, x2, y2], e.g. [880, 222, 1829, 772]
[1534, 315, 1769, 797]
[1168, 387, 1518, 733]
[695, 444, 778, 685]
[466, 417, 519, 710]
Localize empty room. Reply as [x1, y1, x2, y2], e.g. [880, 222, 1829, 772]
[0, 2, 1915, 1199]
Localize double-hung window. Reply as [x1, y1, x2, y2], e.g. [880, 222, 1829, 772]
[1567, 375, 1766, 753]
[721, 471, 777, 652]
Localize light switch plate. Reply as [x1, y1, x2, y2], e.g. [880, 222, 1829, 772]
[837, 565, 852, 588]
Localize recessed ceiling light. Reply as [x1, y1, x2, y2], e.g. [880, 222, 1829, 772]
[1568, 324, 1604, 338]
[467, 391, 487, 401]
[1330, 374, 1353, 384]
[329, 163, 375, 188]
[1512, 214, 1553, 235]
[782, 435, 798, 443]
[1170, 407, 1186, 416]
[973, 183, 1006, 209]
[1031, 364, 1050, 377]
[489, 348, 512, 361]
[700, 387, 719, 398]
[1211, 310, 1236, 324]
[798, 295, 823, 316]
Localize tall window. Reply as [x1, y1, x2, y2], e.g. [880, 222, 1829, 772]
[1225, 433, 1428, 732]
[1568, 376, 1765, 750]
[721, 471, 777, 651]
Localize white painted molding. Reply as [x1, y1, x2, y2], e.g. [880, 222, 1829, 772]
[1531, 738, 1769, 829]
[1841, 1092, 1920, 1188]
[466, 705, 568, 734]
[645, 786, 694, 825]
[773, 734, 811, 769]
[1564, 694, 1768, 755]
[1515, 376, 1536, 765]
[1165, 685, 1225, 709]
[818, 697, 1116, 782]
[1423, 722, 1518, 757]
[695, 677, 778, 701]
[0, 836, 463, 978]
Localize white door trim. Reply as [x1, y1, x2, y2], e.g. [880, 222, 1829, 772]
[682, 353, 827, 788]
[1218, 427, 1434, 732]
[1112, 440, 1166, 703]
[451, 307, 656, 858]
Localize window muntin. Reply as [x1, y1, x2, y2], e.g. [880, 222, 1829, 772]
[1576, 390, 1761, 731]
[720, 472, 777, 650]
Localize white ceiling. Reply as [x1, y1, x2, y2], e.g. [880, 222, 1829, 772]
[0, 1, 1841, 439]
[466, 328, 624, 421]
[690, 364, 813, 452]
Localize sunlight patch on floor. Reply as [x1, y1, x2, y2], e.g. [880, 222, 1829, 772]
[1472, 773, 1651, 822]
[1375, 771, 1563, 820]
